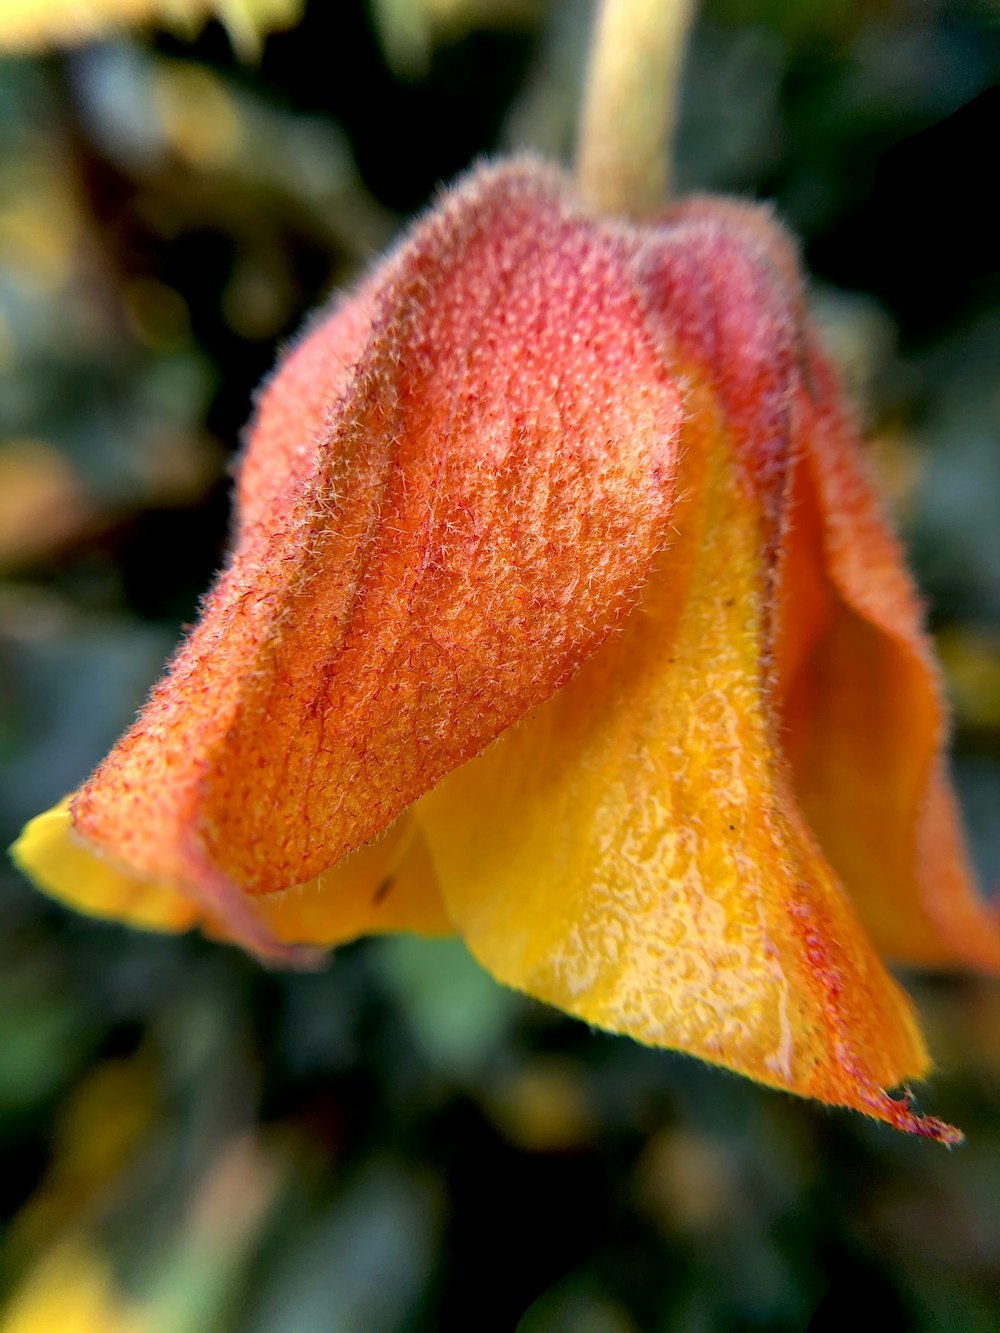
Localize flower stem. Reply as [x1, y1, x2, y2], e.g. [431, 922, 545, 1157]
[576, 0, 695, 216]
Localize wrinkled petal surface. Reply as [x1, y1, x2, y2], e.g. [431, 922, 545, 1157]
[22, 162, 683, 954]
[417, 374, 950, 1138]
[12, 799, 451, 949]
[779, 343, 1000, 970]
[636, 195, 999, 981]
[11, 162, 994, 1135]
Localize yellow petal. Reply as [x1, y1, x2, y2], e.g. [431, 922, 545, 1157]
[60, 163, 682, 952]
[10, 798, 197, 933]
[252, 818, 453, 946]
[417, 377, 953, 1138]
[13, 797, 451, 949]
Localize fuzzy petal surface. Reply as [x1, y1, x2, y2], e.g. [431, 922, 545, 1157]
[778, 343, 1000, 970]
[26, 162, 682, 952]
[636, 195, 998, 976]
[418, 376, 953, 1139]
[14, 797, 450, 950]
[10, 162, 988, 1135]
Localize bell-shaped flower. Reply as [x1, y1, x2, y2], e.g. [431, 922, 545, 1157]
[14, 160, 1000, 1139]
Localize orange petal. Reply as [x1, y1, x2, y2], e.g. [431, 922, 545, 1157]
[778, 343, 1000, 970]
[417, 373, 956, 1140]
[11, 798, 198, 934]
[13, 796, 451, 951]
[34, 161, 683, 953]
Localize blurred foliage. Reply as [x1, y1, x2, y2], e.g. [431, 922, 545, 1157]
[0, 1, 999, 1329]
[0, 0, 305, 60]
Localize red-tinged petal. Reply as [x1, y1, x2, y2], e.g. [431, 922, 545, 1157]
[634, 195, 808, 555]
[778, 344, 1000, 970]
[634, 194, 999, 973]
[416, 373, 955, 1139]
[26, 160, 684, 952]
[235, 276, 381, 542]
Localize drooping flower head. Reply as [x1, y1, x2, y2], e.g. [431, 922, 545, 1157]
[14, 159, 1000, 1139]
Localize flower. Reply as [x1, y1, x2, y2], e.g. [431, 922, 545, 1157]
[13, 160, 1000, 1139]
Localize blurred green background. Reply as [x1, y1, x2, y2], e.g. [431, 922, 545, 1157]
[1, 1, 999, 1329]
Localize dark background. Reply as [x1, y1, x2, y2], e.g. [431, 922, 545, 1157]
[1, 2, 999, 1329]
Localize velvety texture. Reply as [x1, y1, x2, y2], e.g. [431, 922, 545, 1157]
[14, 160, 1000, 1139]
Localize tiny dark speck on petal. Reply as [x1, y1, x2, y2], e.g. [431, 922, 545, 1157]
[372, 876, 394, 905]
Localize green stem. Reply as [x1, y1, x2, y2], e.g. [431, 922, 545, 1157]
[576, 0, 696, 216]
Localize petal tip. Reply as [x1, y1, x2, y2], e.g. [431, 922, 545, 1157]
[865, 1086, 964, 1147]
[11, 797, 198, 934]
